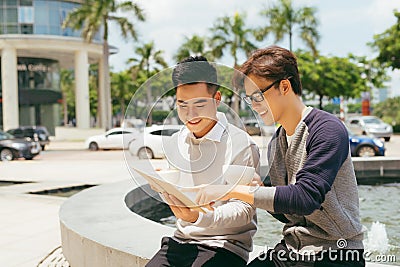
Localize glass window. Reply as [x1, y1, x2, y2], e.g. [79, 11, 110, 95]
[150, 130, 162, 136]
[34, 0, 48, 9]
[60, 8, 68, 23]
[49, 26, 59, 35]
[34, 25, 48, 34]
[6, 8, 17, 23]
[34, 7, 48, 26]
[6, 0, 16, 6]
[18, 6, 34, 23]
[49, 8, 60, 26]
[20, 0, 33, 6]
[108, 131, 122, 136]
[48, 0, 60, 9]
[161, 129, 179, 136]
[0, 8, 4, 23]
[20, 24, 33, 34]
[17, 58, 60, 92]
[6, 24, 18, 33]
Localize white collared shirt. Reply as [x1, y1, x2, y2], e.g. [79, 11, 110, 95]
[162, 112, 260, 261]
[164, 112, 258, 188]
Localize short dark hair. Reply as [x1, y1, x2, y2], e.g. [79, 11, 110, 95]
[239, 46, 302, 96]
[172, 56, 219, 95]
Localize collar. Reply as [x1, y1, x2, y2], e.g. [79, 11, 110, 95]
[183, 112, 227, 143]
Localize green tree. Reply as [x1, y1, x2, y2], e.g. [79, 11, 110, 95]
[60, 69, 75, 125]
[127, 41, 168, 125]
[128, 41, 168, 78]
[257, 0, 319, 55]
[373, 97, 400, 126]
[88, 64, 99, 121]
[174, 35, 214, 62]
[111, 70, 135, 125]
[369, 10, 400, 70]
[349, 55, 390, 91]
[297, 51, 366, 109]
[347, 103, 362, 114]
[210, 13, 257, 67]
[62, 0, 145, 128]
[60, 66, 99, 126]
[210, 12, 257, 118]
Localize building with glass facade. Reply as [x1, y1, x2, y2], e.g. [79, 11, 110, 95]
[0, 0, 109, 135]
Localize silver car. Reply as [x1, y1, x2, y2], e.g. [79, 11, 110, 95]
[346, 116, 393, 142]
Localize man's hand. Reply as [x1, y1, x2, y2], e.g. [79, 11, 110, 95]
[195, 185, 232, 206]
[163, 193, 200, 223]
[196, 185, 255, 206]
[251, 173, 264, 187]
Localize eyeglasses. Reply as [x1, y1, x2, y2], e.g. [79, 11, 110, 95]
[242, 77, 292, 105]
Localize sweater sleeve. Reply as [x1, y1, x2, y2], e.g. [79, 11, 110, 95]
[191, 199, 256, 228]
[273, 118, 349, 215]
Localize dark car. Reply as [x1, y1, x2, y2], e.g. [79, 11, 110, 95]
[7, 126, 50, 150]
[0, 131, 41, 161]
[349, 131, 385, 157]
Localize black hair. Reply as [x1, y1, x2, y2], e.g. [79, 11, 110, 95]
[172, 56, 219, 94]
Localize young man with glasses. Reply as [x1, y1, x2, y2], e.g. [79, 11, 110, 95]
[196, 46, 365, 266]
[145, 56, 260, 267]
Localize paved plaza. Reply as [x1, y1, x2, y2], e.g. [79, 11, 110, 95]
[0, 135, 399, 266]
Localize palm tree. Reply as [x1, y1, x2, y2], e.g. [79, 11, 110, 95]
[174, 35, 214, 62]
[127, 41, 168, 125]
[257, 0, 319, 55]
[210, 12, 257, 118]
[62, 0, 145, 128]
[210, 13, 257, 67]
[128, 41, 168, 79]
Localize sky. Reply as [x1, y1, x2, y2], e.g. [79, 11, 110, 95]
[108, 0, 400, 96]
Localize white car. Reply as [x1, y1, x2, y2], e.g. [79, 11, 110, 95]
[85, 127, 139, 151]
[128, 125, 183, 159]
[347, 116, 393, 142]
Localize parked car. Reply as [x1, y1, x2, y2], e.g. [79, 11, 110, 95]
[128, 125, 183, 159]
[348, 130, 385, 157]
[347, 116, 393, 141]
[243, 119, 276, 136]
[85, 127, 139, 151]
[0, 131, 41, 161]
[7, 126, 50, 150]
